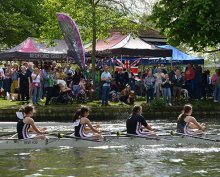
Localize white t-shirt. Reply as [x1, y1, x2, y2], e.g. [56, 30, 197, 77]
[0, 68, 5, 78]
[101, 71, 111, 86]
[31, 73, 41, 85]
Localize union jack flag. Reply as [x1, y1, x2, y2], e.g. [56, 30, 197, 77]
[114, 59, 140, 68]
[114, 59, 140, 75]
[130, 59, 141, 67]
[115, 59, 123, 66]
[124, 60, 130, 68]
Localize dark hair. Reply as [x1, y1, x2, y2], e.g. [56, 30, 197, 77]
[178, 104, 192, 121]
[217, 69, 220, 77]
[132, 105, 142, 115]
[73, 106, 90, 122]
[19, 105, 35, 115]
[75, 68, 80, 74]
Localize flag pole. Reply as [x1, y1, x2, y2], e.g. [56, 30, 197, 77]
[121, 55, 123, 68]
[141, 57, 143, 96]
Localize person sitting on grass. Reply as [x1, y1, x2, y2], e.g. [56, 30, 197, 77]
[73, 106, 102, 139]
[119, 84, 135, 105]
[16, 105, 47, 139]
[177, 104, 206, 135]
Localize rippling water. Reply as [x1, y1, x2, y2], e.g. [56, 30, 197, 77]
[0, 120, 219, 177]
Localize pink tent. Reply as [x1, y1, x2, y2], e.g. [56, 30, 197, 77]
[0, 37, 68, 61]
[85, 32, 172, 57]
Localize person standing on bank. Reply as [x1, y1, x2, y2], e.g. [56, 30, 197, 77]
[161, 74, 172, 106]
[3, 63, 12, 99]
[101, 64, 112, 106]
[18, 66, 31, 102]
[31, 68, 42, 105]
[144, 70, 156, 105]
[10, 63, 19, 101]
[172, 69, 184, 104]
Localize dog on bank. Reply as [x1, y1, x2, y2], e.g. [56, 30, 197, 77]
[181, 88, 189, 101]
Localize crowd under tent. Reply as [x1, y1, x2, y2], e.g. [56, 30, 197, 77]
[107, 45, 204, 66]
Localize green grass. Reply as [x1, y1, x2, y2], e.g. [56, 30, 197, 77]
[0, 98, 145, 109]
[0, 99, 23, 109]
[0, 97, 219, 112]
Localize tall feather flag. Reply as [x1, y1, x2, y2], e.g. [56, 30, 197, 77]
[57, 13, 86, 70]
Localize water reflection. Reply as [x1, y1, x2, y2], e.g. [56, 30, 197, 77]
[0, 146, 220, 176]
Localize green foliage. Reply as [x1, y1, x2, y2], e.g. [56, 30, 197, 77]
[150, 0, 220, 51]
[39, 0, 139, 44]
[0, 0, 45, 47]
[0, 0, 141, 47]
[148, 98, 166, 112]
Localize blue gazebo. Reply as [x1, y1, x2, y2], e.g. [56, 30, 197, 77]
[158, 45, 204, 65]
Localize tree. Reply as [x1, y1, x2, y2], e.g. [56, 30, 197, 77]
[150, 0, 220, 51]
[0, 0, 44, 47]
[40, 0, 141, 85]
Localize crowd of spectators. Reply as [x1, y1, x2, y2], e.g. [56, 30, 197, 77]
[0, 61, 216, 106]
[101, 63, 214, 106]
[0, 61, 89, 105]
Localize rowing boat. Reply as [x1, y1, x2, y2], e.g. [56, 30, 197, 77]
[0, 134, 219, 150]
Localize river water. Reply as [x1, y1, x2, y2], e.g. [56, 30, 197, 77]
[0, 120, 220, 177]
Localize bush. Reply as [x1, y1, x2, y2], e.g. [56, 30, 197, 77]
[149, 98, 166, 112]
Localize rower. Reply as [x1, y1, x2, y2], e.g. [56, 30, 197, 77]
[177, 104, 206, 135]
[126, 105, 156, 137]
[73, 106, 102, 139]
[16, 105, 47, 139]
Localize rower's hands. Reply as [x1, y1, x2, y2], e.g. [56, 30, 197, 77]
[96, 124, 102, 134]
[97, 129, 102, 135]
[40, 127, 47, 131]
[201, 123, 206, 131]
[96, 124, 101, 128]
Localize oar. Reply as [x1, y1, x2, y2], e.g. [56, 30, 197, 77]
[0, 132, 17, 138]
[101, 129, 127, 135]
[170, 131, 220, 142]
[116, 132, 160, 140]
[56, 133, 102, 142]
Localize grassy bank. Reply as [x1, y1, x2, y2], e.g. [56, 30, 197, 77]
[0, 97, 220, 111]
[0, 98, 220, 121]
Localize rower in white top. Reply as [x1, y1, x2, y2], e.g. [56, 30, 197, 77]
[177, 104, 206, 135]
[16, 105, 47, 139]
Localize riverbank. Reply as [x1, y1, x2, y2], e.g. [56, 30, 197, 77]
[0, 98, 220, 121]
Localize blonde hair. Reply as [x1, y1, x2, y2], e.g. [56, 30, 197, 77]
[13, 63, 18, 68]
[132, 105, 142, 115]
